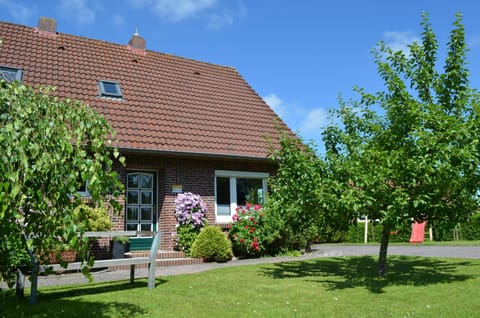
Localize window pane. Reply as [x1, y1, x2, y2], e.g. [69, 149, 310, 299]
[140, 207, 152, 221]
[140, 223, 152, 231]
[127, 174, 139, 188]
[236, 178, 263, 206]
[216, 177, 230, 205]
[126, 223, 137, 231]
[126, 207, 138, 221]
[141, 174, 153, 188]
[141, 191, 153, 205]
[103, 82, 119, 94]
[127, 190, 139, 204]
[0, 67, 21, 82]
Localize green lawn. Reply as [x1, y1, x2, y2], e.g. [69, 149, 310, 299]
[2, 256, 480, 318]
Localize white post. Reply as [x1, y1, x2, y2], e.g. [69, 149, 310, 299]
[429, 226, 433, 241]
[364, 216, 368, 244]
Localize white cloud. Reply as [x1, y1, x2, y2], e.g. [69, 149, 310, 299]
[207, 2, 247, 30]
[126, 0, 153, 9]
[383, 31, 419, 54]
[263, 93, 328, 145]
[238, 1, 248, 19]
[263, 93, 287, 118]
[151, 0, 218, 22]
[57, 0, 95, 25]
[468, 34, 480, 48]
[0, 0, 37, 24]
[127, 0, 246, 29]
[207, 12, 233, 30]
[300, 108, 328, 133]
[112, 13, 126, 28]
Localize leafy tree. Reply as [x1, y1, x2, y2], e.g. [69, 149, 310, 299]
[267, 131, 356, 251]
[0, 82, 124, 291]
[323, 13, 480, 275]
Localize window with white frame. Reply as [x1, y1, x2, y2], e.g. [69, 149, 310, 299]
[215, 170, 268, 223]
[77, 180, 90, 197]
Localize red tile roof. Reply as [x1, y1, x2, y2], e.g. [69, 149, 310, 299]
[0, 21, 291, 159]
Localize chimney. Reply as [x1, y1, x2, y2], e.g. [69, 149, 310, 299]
[128, 28, 146, 50]
[38, 17, 57, 33]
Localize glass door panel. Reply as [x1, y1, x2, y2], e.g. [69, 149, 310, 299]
[126, 172, 155, 235]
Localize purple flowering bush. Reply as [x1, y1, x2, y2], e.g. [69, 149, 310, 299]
[174, 192, 208, 228]
[173, 192, 208, 256]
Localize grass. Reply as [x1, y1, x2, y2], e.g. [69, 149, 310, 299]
[1, 256, 480, 318]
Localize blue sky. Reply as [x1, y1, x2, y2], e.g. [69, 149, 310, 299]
[2, 0, 480, 147]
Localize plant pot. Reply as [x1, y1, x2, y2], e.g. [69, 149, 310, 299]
[111, 241, 129, 259]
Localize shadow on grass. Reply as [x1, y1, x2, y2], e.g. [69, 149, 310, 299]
[0, 277, 168, 318]
[1, 296, 147, 318]
[261, 256, 476, 294]
[37, 277, 168, 300]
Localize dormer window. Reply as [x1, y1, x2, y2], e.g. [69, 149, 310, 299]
[98, 80, 123, 98]
[0, 66, 23, 82]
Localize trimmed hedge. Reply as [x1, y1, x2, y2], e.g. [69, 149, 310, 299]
[191, 226, 233, 262]
[431, 213, 480, 241]
[345, 222, 411, 243]
[344, 214, 480, 243]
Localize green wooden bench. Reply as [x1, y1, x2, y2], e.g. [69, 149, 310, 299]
[29, 231, 163, 305]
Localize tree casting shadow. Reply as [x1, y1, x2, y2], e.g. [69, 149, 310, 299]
[261, 256, 476, 294]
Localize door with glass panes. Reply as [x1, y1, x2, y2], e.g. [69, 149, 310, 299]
[126, 172, 156, 233]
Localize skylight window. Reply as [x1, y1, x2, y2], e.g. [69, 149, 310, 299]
[0, 66, 23, 82]
[98, 80, 123, 98]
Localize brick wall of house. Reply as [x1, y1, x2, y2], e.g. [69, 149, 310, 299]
[111, 153, 276, 250]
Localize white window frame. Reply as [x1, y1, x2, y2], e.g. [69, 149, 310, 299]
[214, 170, 269, 223]
[77, 180, 90, 197]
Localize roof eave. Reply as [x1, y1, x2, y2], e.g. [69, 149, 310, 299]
[117, 147, 273, 162]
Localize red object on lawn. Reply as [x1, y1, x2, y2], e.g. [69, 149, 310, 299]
[410, 221, 426, 243]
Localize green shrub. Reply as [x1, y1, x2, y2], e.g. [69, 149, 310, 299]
[432, 213, 480, 241]
[343, 216, 480, 243]
[344, 221, 411, 243]
[191, 226, 232, 262]
[174, 225, 201, 257]
[461, 213, 480, 240]
[73, 204, 112, 231]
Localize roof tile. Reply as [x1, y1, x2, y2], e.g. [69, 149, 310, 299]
[0, 21, 292, 159]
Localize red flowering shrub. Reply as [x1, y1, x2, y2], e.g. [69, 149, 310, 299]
[228, 204, 266, 258]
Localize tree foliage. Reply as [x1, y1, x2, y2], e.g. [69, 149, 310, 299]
[267, 131, 356, 251]
[0, 82, 124, 285]
[323, 13, 480, 275]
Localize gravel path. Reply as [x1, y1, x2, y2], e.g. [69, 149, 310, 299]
[8, 244, 480, 289]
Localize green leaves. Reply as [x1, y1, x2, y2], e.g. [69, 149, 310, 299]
[0, 81, 124, 285]
[267, 129, 356, 248]
[325, 13, 480, 226]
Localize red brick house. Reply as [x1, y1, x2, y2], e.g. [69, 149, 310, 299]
[0, 17, 291, 250]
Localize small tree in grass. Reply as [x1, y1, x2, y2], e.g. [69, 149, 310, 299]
[0, 82, 124, 297]
[323, 13, 480, 276]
